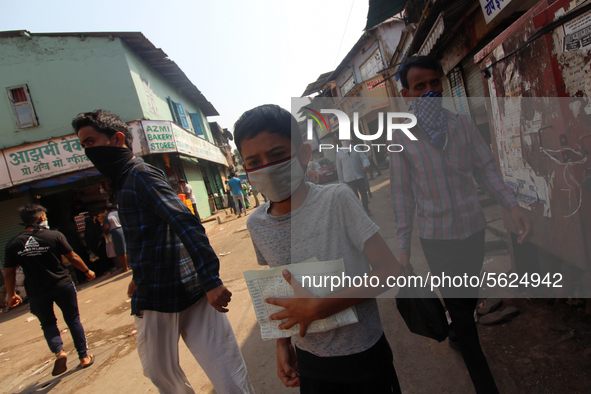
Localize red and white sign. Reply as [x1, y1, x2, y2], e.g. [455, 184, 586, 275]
[366, 78, 385, 91]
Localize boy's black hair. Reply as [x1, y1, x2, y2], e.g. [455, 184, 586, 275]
[72, 110, 134, 149]
[19, 204, 47, 225]
[233, 104, 302, 154]
[398, 56, 443, 90]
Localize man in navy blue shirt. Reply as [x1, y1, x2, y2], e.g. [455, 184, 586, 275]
[73, 110, 254, 394]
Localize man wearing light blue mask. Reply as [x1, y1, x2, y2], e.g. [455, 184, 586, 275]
[390, 56, 534, 394]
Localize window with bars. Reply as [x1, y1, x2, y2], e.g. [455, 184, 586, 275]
[7, 84, 39, 128]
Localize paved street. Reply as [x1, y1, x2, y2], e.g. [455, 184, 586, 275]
[1, 175, 519, 394]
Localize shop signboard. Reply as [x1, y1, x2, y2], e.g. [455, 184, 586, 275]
[0, 151, 12, 189]
[137, 120, 229, 166]
[142, 120, 176, 153]
[479, 0, 515, 24]
[3, 134, 93, 185]
[171, 123, 229, 166]
[364, 76, 390, 114]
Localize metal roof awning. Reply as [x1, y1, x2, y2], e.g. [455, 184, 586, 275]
[301, 71, 334, 97]
[179, 155, 199, 165]
[14, 168, 103, 193]
[418, 13, 445, 56]
[365, 0, 408, 30]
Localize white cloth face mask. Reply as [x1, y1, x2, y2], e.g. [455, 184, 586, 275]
[246, 155, 305, 203]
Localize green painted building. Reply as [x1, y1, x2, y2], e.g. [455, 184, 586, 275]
[0, 31, 230, 263]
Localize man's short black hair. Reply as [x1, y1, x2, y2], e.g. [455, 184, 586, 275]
[19, 204, 47, 225]
[72, 110, 133, 149]
[179, 179, 187, 183]
[398, 56, 443, 90]
[233, 104, 302, 154]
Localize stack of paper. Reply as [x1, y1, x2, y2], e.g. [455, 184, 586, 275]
[243, 258, 358, 340]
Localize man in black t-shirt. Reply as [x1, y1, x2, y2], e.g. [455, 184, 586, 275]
[4, 204, 96, 376]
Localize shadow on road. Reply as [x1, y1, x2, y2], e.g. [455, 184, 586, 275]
[16, 367, 76, 394]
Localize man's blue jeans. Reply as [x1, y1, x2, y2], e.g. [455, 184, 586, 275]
[29, 283, 88, 359]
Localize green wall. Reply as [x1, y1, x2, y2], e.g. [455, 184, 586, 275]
[122, 46, 215, 143]
[182, 162, 211, 219]
[0, 36, 144, 149]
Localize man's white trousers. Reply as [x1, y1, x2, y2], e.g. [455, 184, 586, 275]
[135, 297, 254, 394]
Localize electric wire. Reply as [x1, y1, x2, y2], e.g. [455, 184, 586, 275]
[334, 0, 356, 69]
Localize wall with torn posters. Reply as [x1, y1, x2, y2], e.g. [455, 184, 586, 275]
[478, 0, 591, 269]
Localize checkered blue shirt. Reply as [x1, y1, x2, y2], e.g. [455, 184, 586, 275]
[117, 158, 222, 315]
[390, 110, 518, 255]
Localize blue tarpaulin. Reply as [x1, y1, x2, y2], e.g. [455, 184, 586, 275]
[15, 168, 103, 192]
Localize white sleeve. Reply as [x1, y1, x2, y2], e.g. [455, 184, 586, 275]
[360, 152, 370, 167]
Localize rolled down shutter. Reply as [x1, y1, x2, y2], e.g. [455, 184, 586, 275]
[448, 66, 470, 113]
[442, 75, 456, 112]
[461, 55, 487, 122]
[0, 194, 32, 266]
[183, 163, 211, 219]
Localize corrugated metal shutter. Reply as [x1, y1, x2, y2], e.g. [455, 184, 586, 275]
[449, 66, 470, 113]
[462, 55, 486, 115]
[442, 76, 456, 112]
[182, 163, 211, 219]
[0, 194, 32, 266]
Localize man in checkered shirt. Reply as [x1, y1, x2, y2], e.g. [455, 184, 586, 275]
[390, 56, 533, 394]
[73, 110, 254, 394]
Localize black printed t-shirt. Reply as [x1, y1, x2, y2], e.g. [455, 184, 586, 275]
[4, 229, 73, 297]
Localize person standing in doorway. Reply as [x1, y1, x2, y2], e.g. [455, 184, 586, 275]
[227, 173, 247, 217]
[179, 179, 201, 222]
[4, 204, 96, 376]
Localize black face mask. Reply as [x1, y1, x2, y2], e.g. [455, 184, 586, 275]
[84, 146, 134, 183]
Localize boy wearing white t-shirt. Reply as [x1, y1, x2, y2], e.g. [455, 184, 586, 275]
[235, 104, 403, 393]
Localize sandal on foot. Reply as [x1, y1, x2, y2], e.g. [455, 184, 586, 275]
[478, 298, 502, 315]
[479, 306, 520, 325]
[52, 355, 68, 376]
[80, 354, 95, 369]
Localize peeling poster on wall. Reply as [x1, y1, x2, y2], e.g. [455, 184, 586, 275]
[562, 9, 591, 51]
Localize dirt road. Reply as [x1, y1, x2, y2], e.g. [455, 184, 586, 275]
[2, 176, 589, 393]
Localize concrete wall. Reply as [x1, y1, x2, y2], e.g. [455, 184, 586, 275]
[379, 22, 406, 61]
[122, 46, 215, 144]
[0, 36, 143, 149]
[335, 21, 405, 96]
